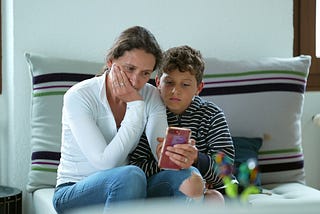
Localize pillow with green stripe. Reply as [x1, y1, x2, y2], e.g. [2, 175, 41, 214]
[25, 52, 103, 192]
[199, 55, 311, 185]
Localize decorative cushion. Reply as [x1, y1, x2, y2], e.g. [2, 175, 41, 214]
[25, 52, 103, 192]
[232, 137, 263, 186]
[200, 55, 311, 185]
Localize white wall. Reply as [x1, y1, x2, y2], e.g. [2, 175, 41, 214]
[1, 0, 319, 213]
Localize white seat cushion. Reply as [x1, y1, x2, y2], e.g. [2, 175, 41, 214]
[32, 183, 320, 214]
[249, 182, 320, 205]
[33, 188, 57, 214]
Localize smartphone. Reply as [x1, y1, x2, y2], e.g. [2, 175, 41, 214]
[158, 127, 191, 170]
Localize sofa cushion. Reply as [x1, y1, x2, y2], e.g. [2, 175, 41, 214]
[33, 189, 57, 214]
[25, 52, 103, 192]
[32, 183, 320, 214]
[26, 53, 310, 192]
[200, 56, 311, 185]
[249, 182, 320, 205]
[233, 137, 263, 186]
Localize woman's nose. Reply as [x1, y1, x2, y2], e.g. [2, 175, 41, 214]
[129, 73, 140, 87]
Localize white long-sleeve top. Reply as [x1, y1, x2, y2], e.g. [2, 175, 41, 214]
[56, 72, 168, 186]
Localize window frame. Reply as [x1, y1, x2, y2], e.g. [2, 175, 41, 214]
[294, 0, 320, 91]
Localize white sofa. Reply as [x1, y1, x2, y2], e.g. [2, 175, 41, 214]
[25, 53, 320, 214]
[32, 183, 320, 214]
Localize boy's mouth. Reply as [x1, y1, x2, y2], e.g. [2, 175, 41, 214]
[169, 97, 181, 101]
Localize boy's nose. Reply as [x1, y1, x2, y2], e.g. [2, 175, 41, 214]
[171, 87, 180, 94]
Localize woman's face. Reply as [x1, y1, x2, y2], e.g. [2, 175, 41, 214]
[108, 49, 156, 91]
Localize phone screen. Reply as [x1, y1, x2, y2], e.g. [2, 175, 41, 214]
[158, 127, 191, 170]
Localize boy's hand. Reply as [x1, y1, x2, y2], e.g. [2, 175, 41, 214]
[156, 137, 164, 160]
[165, 139, 198, 169]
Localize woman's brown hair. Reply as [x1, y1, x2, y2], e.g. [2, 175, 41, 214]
[102, 26, 163, 74]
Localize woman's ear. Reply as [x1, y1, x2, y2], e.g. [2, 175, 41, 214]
[107, 60, 113, 69]
[196, 82, 204, 95]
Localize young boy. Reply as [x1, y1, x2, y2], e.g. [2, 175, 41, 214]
[129, 45, 235, 203]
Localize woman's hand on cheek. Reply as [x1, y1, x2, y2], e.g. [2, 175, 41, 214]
[110, 63, 142, 102]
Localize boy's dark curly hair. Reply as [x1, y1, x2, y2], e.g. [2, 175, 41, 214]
[157, 45, 205, 84]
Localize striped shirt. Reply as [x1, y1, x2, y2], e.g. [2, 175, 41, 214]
[129, 96, 235, 188]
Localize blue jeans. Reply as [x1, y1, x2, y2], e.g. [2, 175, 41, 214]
[52, 165, 147, 213]
[147, 166, 204, 201]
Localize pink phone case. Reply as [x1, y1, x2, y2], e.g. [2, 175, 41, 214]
[158, 127, 191, 170]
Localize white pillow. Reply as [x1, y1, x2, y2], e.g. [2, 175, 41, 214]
[25, 52, 103, 192]
[200, 55, 311, 185]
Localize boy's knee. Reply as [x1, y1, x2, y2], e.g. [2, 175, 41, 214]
[179, 172, 204, 198]
[204, 189, 225, 205]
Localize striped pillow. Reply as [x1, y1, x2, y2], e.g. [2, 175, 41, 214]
[200, 56, 311, 185]
[25, 53, 103, 192]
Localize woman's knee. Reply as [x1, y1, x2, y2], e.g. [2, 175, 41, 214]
[124, 165, 147, 183]
[119, 166, 147, 198]
[122, 165, 146, 185]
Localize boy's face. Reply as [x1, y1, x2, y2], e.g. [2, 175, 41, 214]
[156, 69, 203, 115]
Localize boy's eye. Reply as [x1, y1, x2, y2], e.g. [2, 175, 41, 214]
[183, 83, 191, 87]
[164, 80, 174, 85]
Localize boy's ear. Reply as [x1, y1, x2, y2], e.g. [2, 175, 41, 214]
[196, 82, 204, 95]
[155, 75, 161, 87]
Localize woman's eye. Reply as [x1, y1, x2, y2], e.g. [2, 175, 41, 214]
[123, 66, 134, 72]
[143, 72, 151, 77]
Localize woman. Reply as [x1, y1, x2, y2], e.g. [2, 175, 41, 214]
[52, 26, 168, 213]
